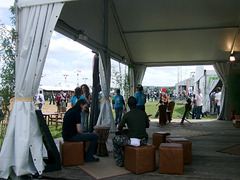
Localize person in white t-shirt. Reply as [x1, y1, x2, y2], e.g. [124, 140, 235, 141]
[196, 89, 203, 119]
[215, 87, 222, 116]
[37, 90, 45, 110]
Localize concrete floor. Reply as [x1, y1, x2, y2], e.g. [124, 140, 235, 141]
[31, 119, 240, 180]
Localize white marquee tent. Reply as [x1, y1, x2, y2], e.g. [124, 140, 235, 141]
[194, 66, 220, 113]
[1, 0, 240, 178]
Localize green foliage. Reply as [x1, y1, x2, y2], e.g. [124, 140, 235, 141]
[112, 66, 130, 100]
[0, 6, 16, 150]
[0, 8, 16, 114]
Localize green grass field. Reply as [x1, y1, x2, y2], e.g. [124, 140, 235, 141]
[145, 100, 185, 119]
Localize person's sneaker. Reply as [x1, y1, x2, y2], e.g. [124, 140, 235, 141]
[85, 157, 100, 162]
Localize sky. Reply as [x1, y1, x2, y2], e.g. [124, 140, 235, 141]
[0, 0, 214, 88]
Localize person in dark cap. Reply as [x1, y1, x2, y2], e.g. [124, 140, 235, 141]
[134, 84, 146, 112]
[112, 96, 149, 167]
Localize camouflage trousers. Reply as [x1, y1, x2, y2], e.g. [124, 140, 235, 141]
[112, 135, 148, 167]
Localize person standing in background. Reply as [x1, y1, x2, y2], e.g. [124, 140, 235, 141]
[162, 93, 169, 106]
[210, 90, 216, 115]
[80, 84, 91, 131]
[70, 87, 85, 107]
[56, 93, 62, 113]
[112, 89, 125, 126]
[134, 84, 146, 112]
[196, 89, 203, 119]
[185, 93, 192, 119]
[60, 90, 68, 112]
[49, 92, 56, 105]
[192, 94, 197, 119]
[215, 87, 222, 117]
[37, 90, 45, 110]
[154, 93, 163, 118]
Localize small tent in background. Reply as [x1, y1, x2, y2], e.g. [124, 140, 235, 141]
[194, 66, 222, 114]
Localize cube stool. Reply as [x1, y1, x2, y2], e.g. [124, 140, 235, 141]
[59, 140, 84, 166]
[166, 134, 183, 142]
[159, 143, 184, 174]
[152, 131, 171, 149]
[125, 145, 156, 174]
[166, 137, 192, 164]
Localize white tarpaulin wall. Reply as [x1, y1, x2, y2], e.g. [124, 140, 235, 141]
[0, 0, 68, 178]
[204, 76, 220, 113]
[194, 66, 219, 113]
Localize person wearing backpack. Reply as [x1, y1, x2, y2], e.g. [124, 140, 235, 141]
[37, 90, 45, 110]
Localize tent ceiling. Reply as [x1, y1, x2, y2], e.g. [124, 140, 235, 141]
[55, 0, 240, 66]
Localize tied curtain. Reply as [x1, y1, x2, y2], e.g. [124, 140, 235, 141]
[203, 76, 220, 113]
[96, 52, 115, 132]
[0, 1, 66, 178]
[213, 62, 229, 120]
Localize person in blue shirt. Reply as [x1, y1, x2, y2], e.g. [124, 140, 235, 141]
[70, 87, 86, 107]
[134, 84, 146, 112]
[112, 89, 125, 126]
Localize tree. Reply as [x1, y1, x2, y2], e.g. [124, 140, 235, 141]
[111, 65, 130, 100]
[0, 6, 16, 148]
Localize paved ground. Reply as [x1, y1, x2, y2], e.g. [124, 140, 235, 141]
[26, 119, 240, 180]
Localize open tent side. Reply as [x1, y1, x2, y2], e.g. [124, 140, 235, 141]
[1, 0, 240, 178]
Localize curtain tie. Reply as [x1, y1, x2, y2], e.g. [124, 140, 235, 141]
[13, 97, 34, 102]
[9, 97, 34, 111]
[101, 97, 110, 101]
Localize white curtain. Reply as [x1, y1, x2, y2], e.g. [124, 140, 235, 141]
[134, 65, 146, 87]
[127, 65, 146, 96]
[128, 66, 134, 96]
[213, 62, 230, 120]
[204, 76, 220, 113]
[96, 52, 116, 132]
[0, 2, 64, 179]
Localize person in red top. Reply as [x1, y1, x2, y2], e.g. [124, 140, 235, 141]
[56, 93, 61, 112]
[162, 93, 169, 106]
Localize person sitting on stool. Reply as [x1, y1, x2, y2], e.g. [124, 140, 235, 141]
[62, 99, 99, 162]
[112, 96, 149, 167]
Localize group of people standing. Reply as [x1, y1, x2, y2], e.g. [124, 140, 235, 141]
[189, 87, 222, 119]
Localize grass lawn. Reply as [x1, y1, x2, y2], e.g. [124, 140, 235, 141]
[145, 100, 185, 119]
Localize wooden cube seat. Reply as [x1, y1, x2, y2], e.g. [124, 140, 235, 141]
[59, 140, 84, 166]
[159, 143, 184, 175]
[166, 134, 183, 141]
[125, 145, 156, 174]
[166, 137, 192, 164]
[152, 131, 171, 149]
